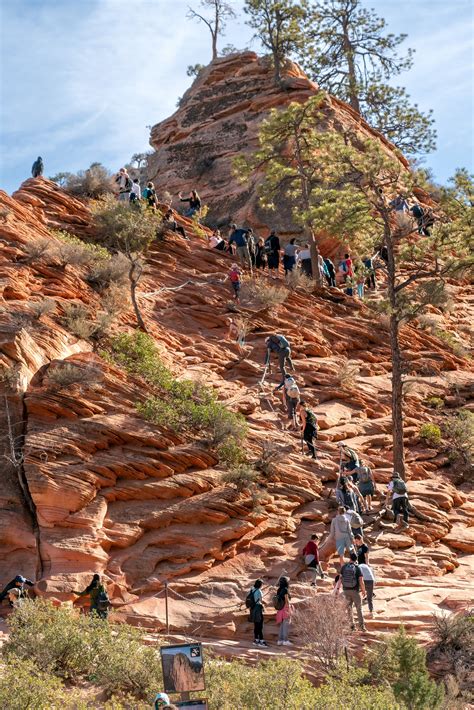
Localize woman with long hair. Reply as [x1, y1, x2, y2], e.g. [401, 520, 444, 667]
[275, 576, 292, 646]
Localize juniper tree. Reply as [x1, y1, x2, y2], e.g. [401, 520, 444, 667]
[302, 0, 436, 155]
[244, 0, 309, 84]
[187, 0, 236, 61]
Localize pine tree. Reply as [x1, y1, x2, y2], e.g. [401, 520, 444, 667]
[302, 0, 436, 155]
[389, 627, 444, 709]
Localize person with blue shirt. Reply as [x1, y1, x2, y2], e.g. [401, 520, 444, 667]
[229, 224, 252, 270]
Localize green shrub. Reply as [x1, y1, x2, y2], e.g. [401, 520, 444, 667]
[51, 230, 110, 267]
[419, 422, 442, 446]
[0, 657, 74, 710]
[86, 253, 129, 291]
[221, 464, 258, 492]
[389, 626, 444, 710]
[312, 666, 399, 710]
[51, 163, 114, 198]
[443, 410, 474, 467]
[217, 438, 247, 467]
[425, 396, 445, 409]
[434, 328, 468, 358]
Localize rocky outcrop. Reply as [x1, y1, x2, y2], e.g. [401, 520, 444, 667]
[0, 173, 472, 643]
[148, 52, 409, 237]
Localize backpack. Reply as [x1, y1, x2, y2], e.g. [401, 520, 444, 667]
[277, 335, 290, 349]
[124, 176, 132, 191]
[272, 593, 285, 611]
[245, 589, 256, 609]
[349, 511, 363, 528]
[341, 563, 358, 590]
[96, 588, 110, 612]
[286, 378, 299, 399]
[393, 478, 407, 495]
[411, 204, 424, 219]
[358, 466, 372, 483]
[229, 270, 240, 283]
[305, 409, 317, 428]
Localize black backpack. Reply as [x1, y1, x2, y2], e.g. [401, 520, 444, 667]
[341, 563, 358, 590]
[245, 589, 256, 609]
[393, 478, 407, 495]
[96, 588, 111, 612]
[272, 593, 285, 611]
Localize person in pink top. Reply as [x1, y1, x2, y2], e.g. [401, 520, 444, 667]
[275, 576, 292, 646]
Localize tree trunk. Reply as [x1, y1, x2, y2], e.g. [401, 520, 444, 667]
[211, 31, 217, 61]
[128, 261, 147, 332]
[342, 19, 360, 114]
[309, 231, 323, 287]
[385, 222, 406, 479]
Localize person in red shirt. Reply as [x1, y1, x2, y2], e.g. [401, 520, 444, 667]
[302, 534, 324, 587]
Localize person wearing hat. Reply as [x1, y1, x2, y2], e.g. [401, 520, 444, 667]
[385, 472, 409, 528]
[0, 574, 34, 605]
[154, 692, 170, 708]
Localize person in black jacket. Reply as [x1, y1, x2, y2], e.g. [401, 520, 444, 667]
[178, 190, 201, 217]
[248, 579, 267, 646]
[31, 157, 44, 178]
[75, 574, 110, 619]
[264, 231, 281, 277]
[0, 575, 34, 605]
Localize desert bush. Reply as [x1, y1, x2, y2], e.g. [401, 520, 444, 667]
[338, 360, 360, 389]
[86, 253, 129, 291]
[62, 303, 96, 340]
[216, 438, 247, 467]
[23, 237, 54, 262]
[419, 422, 442, 446]
[293, 594, 350, 672]
[0, 365, 21, 390]
[30, 298, 56, 320]
[254, 440, 284, 477]
[430, 611, 474, 655]
[51, 163, 114, 198]
[287, 268, 315, 293]
[389, 626, 444, 709]
[0, 657, 74, 710]
[51, 230, 110, 268]
[311, 665, 399, 710]
[240, 278, 288, 308]
[434, 328, 468, 358]
[443, 410, 474, 469]
[47, 362, 101, 388]
[221, 464, 258, 492]
[101, 283, 130, 315]
[425, 396, 445, 409]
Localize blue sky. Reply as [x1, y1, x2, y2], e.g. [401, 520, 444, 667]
[0, 0, 472, 194]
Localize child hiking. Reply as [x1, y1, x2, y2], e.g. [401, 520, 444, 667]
[227, 263, 242, 304]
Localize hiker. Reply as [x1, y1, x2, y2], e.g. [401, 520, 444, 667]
[178, 189, 201, 217]
[274, 576, 292, 646]
[247, 228, 257, 268]
[255, 237, 267, 270]
[386, 472, 409, 528]
[354, 534, 369, 565]
[264, 230, 281, 278]
[298, 400, 317, 459]
[246, 579, 267, 646]
[227, 263, 242, 304]
[142, 182, 158, 209]
[339, 253, 353, 294]
[324, 257, 336, 287]
[344, 507, 364, 538]
[339, 445, 360, 482]
[329, 506, 354, 566]
[7, 588, 23, 608]
[363, 256, 376, 290]
[335, 552, 366, 631]
[265, 334, 293, 376]
[163, 209, 188, 240]
[354, 262, 365, 299]
[114, 168, 132, 202]
[283, 239, 298, 275]
[74, 573, 110, 619]
[302, 534, 323, 586]
[229, 225, 252, 269]
[411, 203, 434, 236]
[0, 575, 34, 605]
[31, 156, 44, 178]
[336, 474, 365, 513]
[154, 693, 171, 709]
[377, 244, 388, 265]
[129, 177, 141, 205]
[357, 463, 376, 511]
[280, 373, 300, 429]
[359, 562, 376, 618]
[297, 244, 312, 277]
[209, 229, 226, 250]
[318, 253, 328, 283]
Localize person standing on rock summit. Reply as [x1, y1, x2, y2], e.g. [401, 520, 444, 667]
[31, 156, 44, 178]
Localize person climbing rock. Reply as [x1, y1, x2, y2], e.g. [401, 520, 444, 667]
[340, 445, 361, 482]
[178, 189, 201, 217]
[74, 573, 110, 619]
[265, 334, 293, 376]
[264, 230, 281, 278]
[114, 168, 132, 202]
[227, 263, 242, 304]
[356, 463, 376, 511]
[129, 177, 141, 205]
[330, 506, 354, 566]
[363, 255, 376, 290]
[283, 238, 298, 275]
[298, 400, 317, 459]
[229, 225, 252, 270]
[336, 473, 365, 514]
[31, 156, 44, 178]
[324, 257, 336, 287]
[255, 237, 267, 271]
[0, 575, 34, 605]
[340, 253, 353, 295]
[335, 552, 366, 631]
[162, 209, 188, 240]
[410, 203, 435, 236]
[302, 534, 323, 586]
[142, 181, 158, 209]
[246, 579, 267, 646]
[280, 373, 300, 429]
[354, 534, 369, 565]
[386, 472, 409, 528]
[274, 576, 292, 646]
[358, 562, 376, 618]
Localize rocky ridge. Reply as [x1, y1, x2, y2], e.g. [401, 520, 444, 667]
[0, 177, 472, 649]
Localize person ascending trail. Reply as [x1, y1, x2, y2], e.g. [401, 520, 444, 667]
[335, 552, 367, 632]
[385, 472, 409, 528]
[339, 445, 360, 482]
[265, 334, 293, 376]
[330, 506, 354, 566]
[74, 573, 110, 619]
[302, 534, 324, 587]
[278, 373, 300, 429]
[356, 463, 376, 511]
[324, 257, 336, 287]
[229, 225, 252, 270]
[142, 182, 158, 209]
[31, 156, 44, 178]
[298, 400, 317, 459]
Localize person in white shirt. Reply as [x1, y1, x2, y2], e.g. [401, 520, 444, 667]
[297, 244, 312, 277]
[358, 563, 375, 617]
[208, 229, 225, 251]
[114, 168, 131, 202]
[130, 178, 141, 203]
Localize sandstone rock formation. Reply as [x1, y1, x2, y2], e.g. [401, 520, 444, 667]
[0, 177, 472, 648]
[148, 52, 411, 238]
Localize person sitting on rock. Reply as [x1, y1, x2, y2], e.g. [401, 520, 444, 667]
[229, 225, 252, 270]
[265, 334, 293, 376]
[330, 506, 354, 566]
[264, 230, 281, 278]
[279, 373, 300, 429]
[298, 400, 318, 459]
[178, 189, 201, 218]
[302, 534, 324, 586]
[0, 575, 34, 605]
[162, 209, 188, 240]
[209, 229, 226, 251]
[335, 552, 367, 632]
[31, 156, 44, 178]
[247, 579, 267, 646]
[74, 573, 110, 619]
[385, 472, 409, 529]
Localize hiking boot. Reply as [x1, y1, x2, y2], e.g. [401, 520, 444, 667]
[260, 640, 268, 646]
[283, 640, 292, 646]
[277, 640, 283, 646]
[253, 640, 260, 645]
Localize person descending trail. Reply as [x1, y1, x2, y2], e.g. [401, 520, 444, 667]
[246, 579, 267, 646]
[178, 190, 201, 217]
[274, 576, 292, 646]
[265, 334, 293, 376]
[229, 225, 252, 270]
[302, 534, 324, 586]
[114, 168, 132, 202]
[298, 400, 317, 459]
[264, 230, 281, 278]
[162, 209, 188, 240]
[279, 373, 300, 429]
[297, 243, 312, 277]
[324, 257, 336, 287]
[31, 156, 44, 178]
[356, 463, 376, 511]
[0, 575, 34, 605]
[330, 506, 354, 566]
[283, 239, 298, 275]
[386, 472, 409, 528]
[143, 182, 158, 209]
[227, 263, 242, 304]
[335, 552, 367, 632]
[74, 573, 110, 619]
[354, 535, 369, 565]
